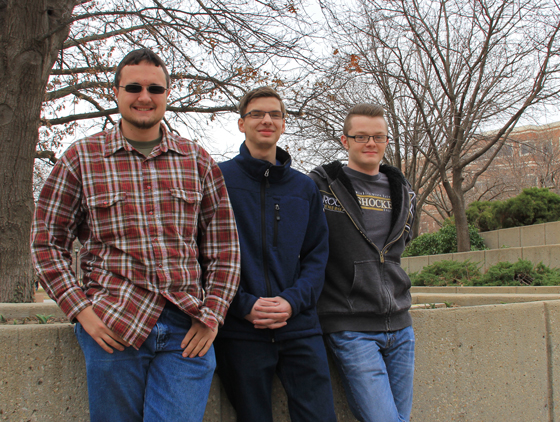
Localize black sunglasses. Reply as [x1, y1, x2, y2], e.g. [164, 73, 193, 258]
[119, 84, 168, 94]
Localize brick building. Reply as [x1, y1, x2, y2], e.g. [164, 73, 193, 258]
[417, 121, 560, 234]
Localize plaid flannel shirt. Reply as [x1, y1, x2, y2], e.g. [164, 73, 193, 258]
[31, 124, 241, 348]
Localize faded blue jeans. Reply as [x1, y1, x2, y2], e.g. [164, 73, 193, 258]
[75, 302, 216, 422]
[326, 326, 415, 422]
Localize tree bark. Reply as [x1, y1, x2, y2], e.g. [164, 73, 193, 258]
[0, 0, 75, 302]
[442, 167, 471, 252]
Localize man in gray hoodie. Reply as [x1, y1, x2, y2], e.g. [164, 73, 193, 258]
[309, 104, 416, 422]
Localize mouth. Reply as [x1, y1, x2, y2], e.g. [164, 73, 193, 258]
[133, 106, 154, 112]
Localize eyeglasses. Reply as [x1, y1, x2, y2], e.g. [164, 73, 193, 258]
[241, 110, 285, 120]
[346, 135, 390, 143]
[118, 84, 168, 94]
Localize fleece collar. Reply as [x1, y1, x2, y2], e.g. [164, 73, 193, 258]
[233, 142, 292, 182]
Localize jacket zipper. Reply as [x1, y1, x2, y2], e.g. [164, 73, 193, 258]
[261, 169, 272, 297]
[261, 168, 275, 342]
[273, 203, 280, 247]
[381, 211, 412, 256]
[329, 187, 384, 262]
[330, 183, 411, 331]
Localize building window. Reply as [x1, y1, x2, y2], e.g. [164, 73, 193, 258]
[520, 142, 534, 156]
[497, 144, 513, 157]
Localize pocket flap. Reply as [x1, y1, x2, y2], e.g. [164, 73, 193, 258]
[170, 188, 202, 203]
[88, 192, 127, 208]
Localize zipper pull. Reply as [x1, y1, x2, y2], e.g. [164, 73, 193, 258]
[275, 203, 280, 221]
[264, 168, 270, 188]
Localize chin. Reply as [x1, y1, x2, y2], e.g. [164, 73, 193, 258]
[125, 117, 160, 130]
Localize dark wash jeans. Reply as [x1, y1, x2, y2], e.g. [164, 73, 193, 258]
[214, 335, 337, 422]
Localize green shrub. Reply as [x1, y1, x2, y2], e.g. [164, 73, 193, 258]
[500, 188, 560, 228]
[477, 259, 560, 286]
[476, 259, 534, 286]
[411, 258, 560, 287]
[410, 260, 481, 286]
[467, 188, 560, 232]
[466, 201, 500, 232]
[403, 220, 487, 257]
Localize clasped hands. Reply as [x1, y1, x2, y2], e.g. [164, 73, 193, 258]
[244, 296, 293, 330]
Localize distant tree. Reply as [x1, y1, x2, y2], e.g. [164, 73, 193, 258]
[0, 0, 313, 302]
[310, 0, 560, 250]
[287, 70, 441, 238]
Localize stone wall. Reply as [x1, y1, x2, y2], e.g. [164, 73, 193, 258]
[2, 301, 560, 421]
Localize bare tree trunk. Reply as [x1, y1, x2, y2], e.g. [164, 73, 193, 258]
[411, 206, 422, 239]
[442, 168, 471, 252]
[0, 0, 75, 302]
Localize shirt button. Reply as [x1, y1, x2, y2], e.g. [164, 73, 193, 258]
[158, 264, 163, 268]
[149, 211, 153, 215]
[147, 186, 152, 190]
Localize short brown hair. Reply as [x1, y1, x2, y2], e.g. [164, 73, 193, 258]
[343, 104, 386, 135]
[114, 48, 170, 88]
[238, 87, 286, 117]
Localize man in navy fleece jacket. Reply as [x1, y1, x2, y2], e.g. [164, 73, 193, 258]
[213, 87, 336, 422]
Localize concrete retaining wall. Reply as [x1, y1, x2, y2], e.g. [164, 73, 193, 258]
[2, 301, 560, 421]
[479, 220, 560, 249]
[402, 244, 560, 274]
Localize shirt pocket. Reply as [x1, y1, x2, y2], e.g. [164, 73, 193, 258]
[86, 192, 128, 243]
[168, 188, 202, 240]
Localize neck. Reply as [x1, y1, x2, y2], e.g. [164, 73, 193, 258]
[120, 121, 162, 142]
[347, 162, 380, 176]
[245, 142, 276, 164]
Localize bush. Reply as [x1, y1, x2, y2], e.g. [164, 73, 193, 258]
[476, 259, 560, 286]
[403, 220, 487, 257]
[411, 258, 560, 287]
[467, 188, 560, 232]
[465, 201, 499, 232]
[410, 260, 481, 286]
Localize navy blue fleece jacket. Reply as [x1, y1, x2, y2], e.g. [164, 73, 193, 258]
[217, 143, 329, 342]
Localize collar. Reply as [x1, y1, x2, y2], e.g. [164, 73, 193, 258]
[103, 121, 189, 157]
[233, 142, 292, 182]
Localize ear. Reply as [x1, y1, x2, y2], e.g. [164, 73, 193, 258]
[281, 118, 286, 135]
[340, 135, 349, 150]
[238, 117, 246, 134]
[113, 86, 118, 98]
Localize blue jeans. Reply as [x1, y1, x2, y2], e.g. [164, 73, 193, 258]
[75, 302, 216, 422]
[214, 335, 337, 422]
[326, 326, 415, 422]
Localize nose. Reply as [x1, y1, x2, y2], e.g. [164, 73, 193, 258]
[137, 86, 151, 102]
[261, 112, 274, 124]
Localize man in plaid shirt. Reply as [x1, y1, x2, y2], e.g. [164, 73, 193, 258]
[31, 49, 241, 422]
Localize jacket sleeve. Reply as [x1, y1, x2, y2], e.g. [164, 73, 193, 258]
[278, 183, 329, 317]
[226, 286, 259, 319]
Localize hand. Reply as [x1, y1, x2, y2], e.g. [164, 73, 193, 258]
[245, 297, 292, 330]
[76, 306, 131, 353]
[181, 317, 218, 358]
